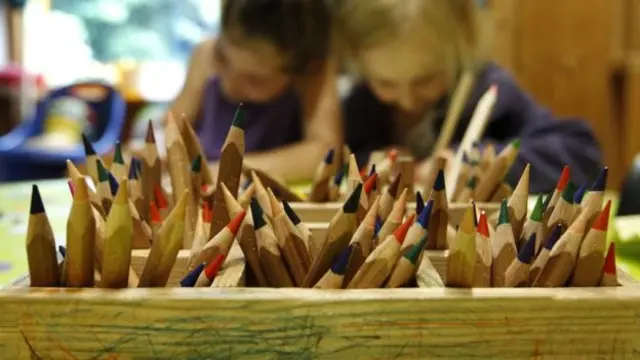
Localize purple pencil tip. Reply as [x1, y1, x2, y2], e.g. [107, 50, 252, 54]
[590, 167, 608, 192]
[518, 233, 536, 264]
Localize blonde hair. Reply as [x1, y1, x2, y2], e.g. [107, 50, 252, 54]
[336, 0, 486, 78]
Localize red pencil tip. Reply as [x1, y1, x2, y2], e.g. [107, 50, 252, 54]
[149, 201, 162, 223]
[364, 173, 378, 194]
[388, 149, 398, 162]
[203, 202, 212, 223]
[556, 166, 571, 191]
[592, 200, 612, 231]
[393, 214, 415, 244]
[477, 211, 490, 237]
[153, 185, 168, 209]
[359, 167, 367, 179]
[603, 242, 617, 275]
[204, 254, 225, 280]
[227, 210, 247, 235]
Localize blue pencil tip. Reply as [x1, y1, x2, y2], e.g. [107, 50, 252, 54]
[374, 216, 383, 236]
[573, 184, 587, 204]
[417, 199, 434, 229]
[58, 245, 66, 258]
[590, 167, 608, 192]
[324, 148, 335, 165]
[30, 184, 45, 214]
[330, 246, 352, 275]
[415, 191, 424, 214]
[333, 169, 345, 186]
[544, 224, 564, 250]
[108, 172, 119, 196]
[242, 177, 252, 190]
[180, 263, 205, 287]
[518, 233, 536, 264]
[433, 169, 446, 191]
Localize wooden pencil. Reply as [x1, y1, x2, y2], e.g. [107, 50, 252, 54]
[309, 148, 334, 202]
[190, 155, 203, 201]
[278, 200, 312, 271]
[153, 185, 170, 219]
[446, 206, 476, 288]
[547, 181, 576, 230]
[187, 204, 208, 271]
[543, 165, 571, 221]
[302, 184, 362, 287]
[472, 211, 492, 287]
[491, 199, 518, 287]
[149, 201, 163, 240]
[194, 254, 225, 287]
[81, 134, 104, 187]
[251, 198, 294, 287]
[528, 224, 563, 284]
[238, 182, 255, 209]
[473, 139, 521, 201]
[210, 242, 246, 288]
[376, 188, 408, 247]
[378, 175, 401, 221]
[26, 185, 59, 287]
[314, 246, 352, 289]
[270, 190, 308, 286]
[251, 170, 273, 220]
[329, 169, 345, 202]
[140, 121, 162, 222]
[571, 201, 611, 286]
[533, 210, 591, 287]
[346, 154, 361, 198]
[456, 174, 477, 203]
[110, 141, 127, 181]
[508, 164, 530, 241]
[100, 178, 133, 288]
[396, 156, 415, 201]
[504, 233, 536, 287]
[427, 169, 448, 250]
[386, 233, 428, 288]
[415, 246, 445, 288]
[65, 163, 96, 288]
[521, 194, 545, 253]
[179, 113, 215, 186]
[368, 165, 381, 201]
[479, 143, 496, 172]
[282, 200, 315, 261]
[244, 166, 303, 202]
[399, 199, 432, 257]
[415, 191, 425, 216]
[580, 167, 608, 230]
[96, 160, 113, 213]
[180, 263, 205, 287]
[138, 191, 188, 287]
[600, 242, 618, 286]
[347, 215, 414, 289]
[128, 163, 145, 222]
[194, 210, 246, 266]
[343, 197, 380, 285]
[235, 202, 269, 287]
[489, 181, 513, 203]
[433, 70, 475, 153]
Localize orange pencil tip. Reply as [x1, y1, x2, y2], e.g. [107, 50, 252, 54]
[592, 200, 612, 231]
[364, 173, 378, 194]
[477, 211, 490, 237]
[603, 242, 617, 275]
[557, 166, 571, 191]
[204, 254, 226, 280]
[149, 201, 162, 223]
[393, 214, 415, 244]
[227, 210, 247, 235]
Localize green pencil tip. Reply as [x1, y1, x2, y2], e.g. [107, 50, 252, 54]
[466, 176, 477, 189]
[561, 181, 576, 204]
[530, 194, 544, 222]
[191, 155, 202, 173]
[511, 139, 521, 150]
[97, 160, 109, 182]
[405, 235, 428, 264]
[113, 142, 124, 165]
[498, 199, 510, 225]
[232, 103, 245, 129]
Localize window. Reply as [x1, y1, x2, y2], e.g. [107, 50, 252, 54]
[24, 0, 221, 101]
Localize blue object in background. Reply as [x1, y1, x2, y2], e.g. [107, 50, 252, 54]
[0, 82, 126, 182]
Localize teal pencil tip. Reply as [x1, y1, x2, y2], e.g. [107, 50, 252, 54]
[498, 198, 510, 225]
[232, 103, 245, 129]
[113, 142, 124, 165]
[191, 155, 202, 173]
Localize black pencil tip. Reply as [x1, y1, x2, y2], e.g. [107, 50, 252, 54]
[518, 233, 536, 264]
[330, 246, 352, 275]
[30, 184, 45, 214]
[590, 167, 608, 192]
[128, 162, 139, 180]
[108, 172, 119, 196]
[58, 245, 66, 258]
[343, 183, 362, 213]
[191, 155, 202, 173]
[324, 148, 335, 165]
[282, 200, 301, 225]
[81, 133, 96, 156]
[434, 169, 445, 191]
[415, 191, 424, 214]
[113, 141, 124, 165]
[250, 198, 266, 229]
[369, 164, 376, 177]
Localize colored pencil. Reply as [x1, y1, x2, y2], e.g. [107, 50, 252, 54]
[96, 160, 113, 213]
[427, 169, 448, 250]
[399, 199, 432, 257]
[521, 194, 545, 253]
[180, 263, 205, 287]
[153, 185, 170, 219]
[314, 246, 352, 289]
[528, 224, 563, 284]
[328, 168, 344, 201]
[543, 165, 571, 221]
[452, 152, 471, 201]
[376, 149, 397, 185]
[251, 170, 273, 221]
[343, 197, 380, 285]
[194, 210, 246, 266]
[580, 167, 608, 229]
[179, 113, 215, 186]
[270, 190, 309, 285]
[386, 233, 428, 288]
[194, 254, 225, 287]
[26, 185, 59, 287]
[149, 201, 163, 240]
[100, 178, 133, 288]
[376, 188, 408, 248]
[446, 206, 476, 288]
[378, 175, 401, 221]
[474, 139, 521, 201]
[128, 162, 145, 222]
[504, 233, 536, 287]
[237, 182, 255, 209]
[302, 184, 362, 287]
[110, 141, 127, 181]
[456, 173, 477, 203]
[236, 201, 269, 286]
[415, 191, 425, 216]
[415, 245, 445, 288]
[600, 242, 618, 286]
[571, 201, 611, 286]
[309, 148, 334, 202]
[491, 199, 518, 287]
[81, 133, 104, 186]
[547, 181, 576, 229]
[283, 200, 315, 261]
[479, 143, 496, 172]
[187, 204, 208, 271]
[140, 121, 162, 221]
[473, 211, 492, 287]
[507, 164, 530, 241]
[396, 156, 415, 201]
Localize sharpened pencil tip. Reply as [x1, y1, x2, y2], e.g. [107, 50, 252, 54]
[417, 199, 433, 229]
[544, 224, 564, 250]
[58, 245, 66, 258]
[324, 148, 335, 165]
[128, 162, 139, 180]
[343, 183, 362, 213]
[81, 133, 96, 156]
[405, 235, 428, 264]
[542, 192, 552, 212]
[191, 155, 202, 173]
[227, 210, 247, 235]
[282, 200, 301, 225]
[603, 242, 617, 275]
[573, 184, 587, 204]
[393, 214, 415, 244]
[153, 185, 168, 209]
[374, 216, 383, 236]
[590, 167, 608, 192]
[364, 173, 377, 194]
[114, 179, 129, 204]
[204, 254, 226, 280]
[149, 201, 162, 223]
[498, 199, 509, 225]
[477, 211, 490, 237]
[330, 246, 352, 275]
[145, 120, 156, 143]
[108, 172, 119, 197]
[415, 191, 424, 214]
[180, 264, 205, 287]
[388, 174, 401, 197]
[518, 233, 536, 264]
[232, 103, 245, 129]
[333, 168, 345, 186]
[97, 160, 109, 183]
[510, 138, 521, 150]
[30, 185, 45, 214]
[556, 165, 571, 191]
[592, 200, 612, 231]
[250, 198, 266, 230]
[433, 169, 445, 191]
[113, 141, 124, 165]
[530, 194, 544, 222]
[561, 181, 576, 204]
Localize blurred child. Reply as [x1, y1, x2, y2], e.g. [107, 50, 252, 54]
[169, 0, 341, 182]
[336, 0, 602, 193]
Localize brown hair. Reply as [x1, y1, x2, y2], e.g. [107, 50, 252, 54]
[221, 0, 333, 75]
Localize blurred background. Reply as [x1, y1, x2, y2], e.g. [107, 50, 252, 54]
[0, 0, 637, 190]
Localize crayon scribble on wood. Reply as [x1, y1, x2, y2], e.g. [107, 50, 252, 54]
[1, 287, 640, 359]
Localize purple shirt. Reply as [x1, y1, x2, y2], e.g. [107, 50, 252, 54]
[343, 62, 603, 194]
[197, 77, 302, 159]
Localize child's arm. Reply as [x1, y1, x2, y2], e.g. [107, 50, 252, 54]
[242, 59, 343, 183]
